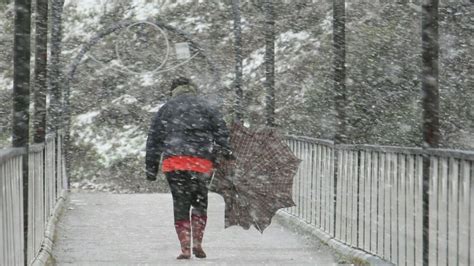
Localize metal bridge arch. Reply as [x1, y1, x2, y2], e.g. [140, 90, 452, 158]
[64, 19, 222, 113]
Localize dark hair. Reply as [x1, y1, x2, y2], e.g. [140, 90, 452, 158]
[170, 77, 191, 92]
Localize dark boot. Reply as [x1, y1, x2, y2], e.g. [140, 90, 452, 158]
[191, 214, 207, 258]
[175, 220, 191, 259]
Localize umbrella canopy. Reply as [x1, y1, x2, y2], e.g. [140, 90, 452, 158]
[210, 123, 301, 233]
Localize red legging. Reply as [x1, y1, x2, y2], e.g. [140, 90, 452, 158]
[165, 171, 209, 222]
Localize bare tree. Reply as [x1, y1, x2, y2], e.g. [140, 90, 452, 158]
[421, 0, 439, 265]
[333, 0, 346, 144]
[263, 0, 275, 127]
[232, 0, 243, 123]
[33, 0, 48, 143]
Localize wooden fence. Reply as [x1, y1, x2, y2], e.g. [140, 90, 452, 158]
[284, 136, 473, 265]
[1, 134, 66, 265]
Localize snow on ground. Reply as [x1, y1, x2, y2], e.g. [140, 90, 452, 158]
[276, 30, 320, 54]
[279, 31, 311, 43]
[70, 178, 117, 192]
[65, 0, 105, 13]
[124, 0, 206, 19]
[0, 74, 12, 91]
[183, 17, 211, 33]
[142, 103, 164, 113]
[243, 30, 320, 78]
[320, 11, 333, 33]
[72, 108, 146, 166]
[127, 0, 161, 20]
[140, 73, 155, 86]
[70, 90, 165, 167]
[93, 124, 145, 164]
[75, 111, 100, 126]
[243, 47, 264, 77]
[72, 119, 146, 166]
[66, 18, 100, 40]
[111, 94, 138, 105]
[63, 1, 102, 40]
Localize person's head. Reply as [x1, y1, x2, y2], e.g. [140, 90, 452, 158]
[170, 77, 197, 97]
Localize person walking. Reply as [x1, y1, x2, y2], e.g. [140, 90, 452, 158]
[145, 77, 234, 259]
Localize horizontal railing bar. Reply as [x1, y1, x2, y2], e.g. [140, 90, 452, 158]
[286, 135, 334, 146]
[286, 137, 474, 159]
[337, 145, 474, 159]
[0, 147, 26, 164]
[426, 148, 474, 160]
[337, 144, 423, 154]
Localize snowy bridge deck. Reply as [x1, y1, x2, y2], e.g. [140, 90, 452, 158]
[51, 193, 337, 265]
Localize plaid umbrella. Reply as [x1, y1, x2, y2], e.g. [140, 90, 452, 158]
[210, 123, 301, 233]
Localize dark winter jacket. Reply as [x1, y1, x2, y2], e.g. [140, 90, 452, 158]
[145, 86, 231, 180]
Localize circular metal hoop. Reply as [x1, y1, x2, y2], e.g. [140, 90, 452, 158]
[113, 21, 170, 75]
[88, 21, 200, 76]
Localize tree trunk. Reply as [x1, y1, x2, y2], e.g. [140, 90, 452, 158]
[12, 0, 31, 264]
[13, 0, 31, 148]
[33, 0, 48, 143]
[333, 0, 346, 144]
[263, 0, 275, 127]
[421, 0, 439, 265]
[48, 0, 65, 132]
[232, 0, 243, 123]
[332, 0, 346, 238]
[421, 0, 440, 148]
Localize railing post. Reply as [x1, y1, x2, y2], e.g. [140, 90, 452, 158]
[356, 149, 361, 246]
[333, 145, 339, 237]
[21, 151, 28, 265]
[55, 136, 59, 198]
[421, 153, 430, 265]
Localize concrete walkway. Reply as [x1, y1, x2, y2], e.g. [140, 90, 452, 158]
[52, 193, 337, 265]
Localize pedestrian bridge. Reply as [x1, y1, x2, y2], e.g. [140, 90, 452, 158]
[1, 134, 473, 265]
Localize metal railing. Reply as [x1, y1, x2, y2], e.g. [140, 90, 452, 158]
[336, 145, 425, 265]
[285, 136, 336, 236]
[284, 136, 474, 265]
[0, 148, 26, 265]
[427, 149, 473, 265]
[1, 133, 67, 265]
